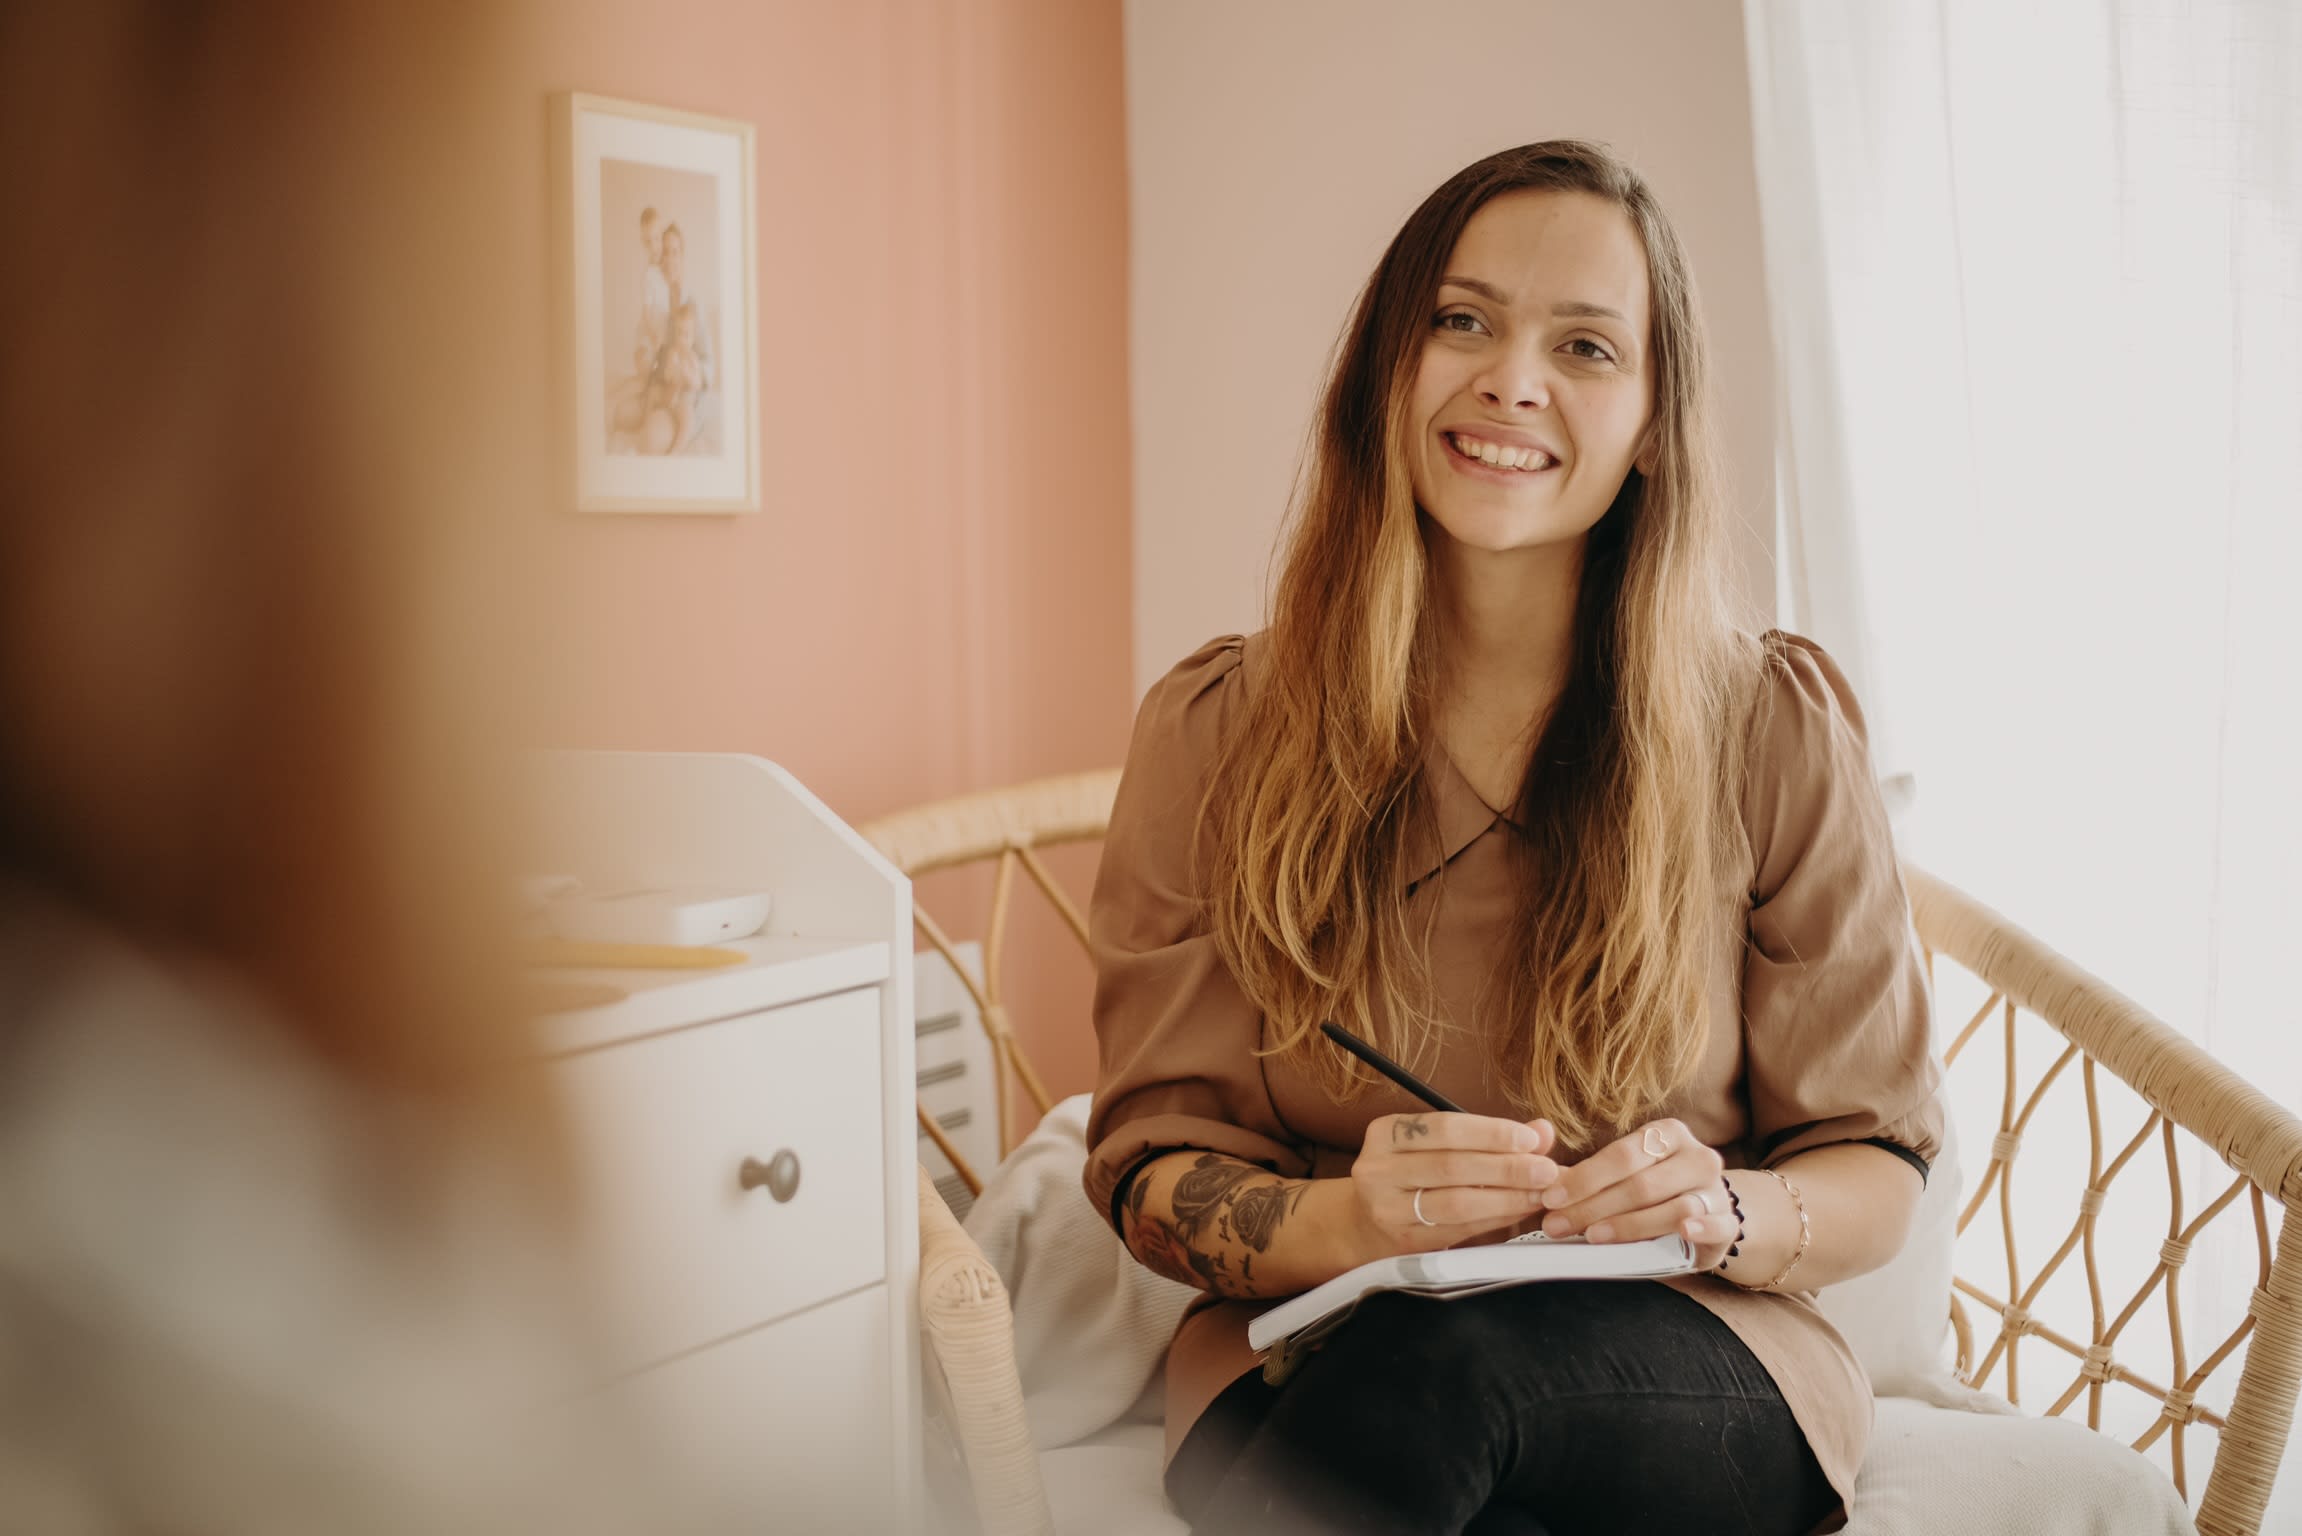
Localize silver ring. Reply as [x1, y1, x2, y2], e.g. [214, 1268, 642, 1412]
[1412, 1188, 1436, 1227]
[1696, 1189, 1719, 1216]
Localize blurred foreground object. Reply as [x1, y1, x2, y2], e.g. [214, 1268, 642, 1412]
[0, 6, 728, 1529]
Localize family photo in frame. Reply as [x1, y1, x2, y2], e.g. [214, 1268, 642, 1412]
[557, 92, 758, 514]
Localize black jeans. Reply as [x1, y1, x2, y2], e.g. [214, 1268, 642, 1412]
[1165, 1280, 1838, 1536]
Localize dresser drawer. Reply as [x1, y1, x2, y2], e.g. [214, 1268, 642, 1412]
[557, 987, 887, 1370]
[618, 1284, 900, 1534]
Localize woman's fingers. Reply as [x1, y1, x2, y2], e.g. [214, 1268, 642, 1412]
[1538, 1120, 1722, 1237]
[1388, 1147, 1559, 1193]
[1352, 1113, 1568, 1248]
[1352, 1148, 1559, 1244]
[1541, 1147, 1719, 1236]
[1538, 1118, 1692, 1211]
[1353, 1113, 1742, 1256]
[1394, 1183, 1555, 1231]
[1378, 1110, 1549, 1156]
[1582, 1187, 1727, 1245]
[1358, 1114, 1560, 1200]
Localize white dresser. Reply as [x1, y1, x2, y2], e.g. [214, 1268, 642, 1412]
[534, 751, 921, 1534]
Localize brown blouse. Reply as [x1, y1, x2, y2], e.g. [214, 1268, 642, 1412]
[1080, 629, 1943, 1518]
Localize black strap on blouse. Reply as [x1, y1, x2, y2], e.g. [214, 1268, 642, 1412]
[1852, 1137, 1933, 1186]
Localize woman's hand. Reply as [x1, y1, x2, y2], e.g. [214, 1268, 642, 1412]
[1536, 1118, 1737, 1269]
[1349, 1111, 1561, 1256]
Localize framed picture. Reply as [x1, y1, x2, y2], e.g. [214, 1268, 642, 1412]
[556, 92, 759, 514]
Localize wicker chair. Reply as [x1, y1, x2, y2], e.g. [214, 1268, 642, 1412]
[862, 770, 2302, 1536]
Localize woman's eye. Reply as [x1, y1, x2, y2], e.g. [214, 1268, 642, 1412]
[1434, 313, 1612, 363]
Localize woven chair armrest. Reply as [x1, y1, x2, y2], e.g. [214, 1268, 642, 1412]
[918, 1168, 1053, 1536]
[860, 770, 1121, 878]
[1906, 865, 2302, 1206]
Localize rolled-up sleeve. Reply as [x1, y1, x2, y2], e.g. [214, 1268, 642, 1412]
[1740, 632, 1943, 1176]
[1082, 634, 1312, 1235]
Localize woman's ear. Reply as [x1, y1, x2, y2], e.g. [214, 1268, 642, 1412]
[1633, 424, 1660, 478]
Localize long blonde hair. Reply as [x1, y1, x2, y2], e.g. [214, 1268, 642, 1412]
[1203, 140, 1765, 1148]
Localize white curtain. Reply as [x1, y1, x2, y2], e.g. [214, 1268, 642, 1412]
[1748, 0, 2299, 1515]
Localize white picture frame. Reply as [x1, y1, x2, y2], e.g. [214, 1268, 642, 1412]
[556, 92, 759, 514]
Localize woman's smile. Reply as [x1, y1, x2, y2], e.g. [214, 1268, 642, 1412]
[1441, 428, 1562, 483]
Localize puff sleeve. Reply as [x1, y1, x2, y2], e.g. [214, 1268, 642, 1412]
[1739, 632, 1943, 1177]
[1081, 635, 1312, 1236]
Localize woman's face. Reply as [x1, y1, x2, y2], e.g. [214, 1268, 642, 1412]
[1407, 189, 1657, 559]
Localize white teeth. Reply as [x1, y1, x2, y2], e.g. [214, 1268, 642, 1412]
[1449, 433, 1553, 471]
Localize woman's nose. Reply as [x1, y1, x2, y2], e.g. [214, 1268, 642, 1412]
[1475, 352, 1552, 412]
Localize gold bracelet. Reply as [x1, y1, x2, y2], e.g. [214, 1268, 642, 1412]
[1749, 1167, 1811, 1291]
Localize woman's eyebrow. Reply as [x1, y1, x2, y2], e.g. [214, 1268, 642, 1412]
[1439, 275, 1628, 326]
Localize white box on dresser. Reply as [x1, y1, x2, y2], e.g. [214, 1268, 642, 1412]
[534, 751, 921, 1534]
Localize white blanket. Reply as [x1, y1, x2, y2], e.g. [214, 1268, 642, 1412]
[960, 1095, 1196, 1452]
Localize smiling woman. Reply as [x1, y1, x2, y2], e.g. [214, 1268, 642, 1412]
[1085, 140, 1939, 1536]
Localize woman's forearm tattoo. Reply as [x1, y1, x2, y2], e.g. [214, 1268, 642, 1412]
[1121, 1152, 1311, 1298]
[1173, 1155, 1258, 1229]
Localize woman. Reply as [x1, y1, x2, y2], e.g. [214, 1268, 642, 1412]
[1084, 140, 1939, 1535]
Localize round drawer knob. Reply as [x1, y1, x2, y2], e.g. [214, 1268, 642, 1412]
[738, 1150, 801, 1202]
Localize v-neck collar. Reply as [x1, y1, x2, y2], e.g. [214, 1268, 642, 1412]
[1401, 736, 1527, 891]
[1227, 633, 1528, 890]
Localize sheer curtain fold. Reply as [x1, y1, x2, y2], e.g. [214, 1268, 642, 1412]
[1746, 0, 2300, 1519]
[1742, 0, 1979, 821]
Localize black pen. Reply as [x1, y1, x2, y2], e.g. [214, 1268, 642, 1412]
[1320, 1020, 1466, 1114]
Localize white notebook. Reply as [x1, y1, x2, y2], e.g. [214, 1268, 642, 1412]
[1247, 1230, 1698, 1356]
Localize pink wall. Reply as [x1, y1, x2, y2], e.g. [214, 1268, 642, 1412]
[507, 1, 1132, 1103]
